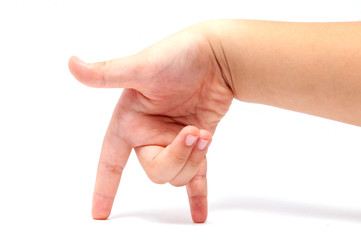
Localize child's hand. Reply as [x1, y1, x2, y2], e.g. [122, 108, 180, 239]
[68, 24, 233, 223]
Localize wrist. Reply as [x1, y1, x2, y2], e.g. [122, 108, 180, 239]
[198, 20, 248, 101]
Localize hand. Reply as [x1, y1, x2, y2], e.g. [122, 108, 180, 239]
[68, 24, 233, 223]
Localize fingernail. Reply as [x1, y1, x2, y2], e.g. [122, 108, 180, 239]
[185, 135, 198, 146]
[72, 56, 87, 67]
[197, 139, 209, 150]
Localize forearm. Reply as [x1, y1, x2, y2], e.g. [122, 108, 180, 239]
[206, 20, 361, 126]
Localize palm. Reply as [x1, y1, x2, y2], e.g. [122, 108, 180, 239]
[69, 26, 233, 223]
[118, 32, 233, 148]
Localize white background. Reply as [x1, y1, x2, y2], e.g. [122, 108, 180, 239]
[1, 0, 361, 239]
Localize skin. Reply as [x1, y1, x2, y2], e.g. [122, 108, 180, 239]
[209, 20, 361, 125]
[68, 20, 361, 223]
[69, 25, 233, 223]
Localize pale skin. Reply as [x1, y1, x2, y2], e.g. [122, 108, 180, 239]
[68, 20, 361, 223]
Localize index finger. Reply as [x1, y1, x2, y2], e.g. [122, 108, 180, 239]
[92, 100, 132, 220]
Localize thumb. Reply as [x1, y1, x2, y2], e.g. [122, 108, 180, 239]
[68, 55, 142, 88]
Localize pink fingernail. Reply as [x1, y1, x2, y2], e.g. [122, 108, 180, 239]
[185, 135, 198, 146]
[197, 139, 209, 150]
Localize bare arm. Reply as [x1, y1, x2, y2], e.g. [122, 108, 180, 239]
[206, 20, 361, 126]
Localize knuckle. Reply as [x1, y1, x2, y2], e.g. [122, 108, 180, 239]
[191, 174, 206, 183]
[188, 175, 207, 196]
[99, 161, 124, 176]
[188, 156, 204, 169]
[93, 191, 114, 201]
[101, 60, 112, 87]
[172, 151, 187, 165]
